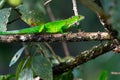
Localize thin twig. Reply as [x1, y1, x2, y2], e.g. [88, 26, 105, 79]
[72, 0, 79, 16]
[44, 42, 61, 63]
[45, 3, 71, 57]
[61, 43, 70, 57]
[62, 41, 70, 57]
[46, 4, 55, 21]
[44, 0, 52, 6]
[7, 17, 21, 24]
[14, 8, 22, 16]
[80, 0, 116, 38]
[22, 42, 29, 55]
[45, 4, 62, 62]
[80, 0, 107, 19]
[72, 0, 80, 26]
[80, 0, 119, 50]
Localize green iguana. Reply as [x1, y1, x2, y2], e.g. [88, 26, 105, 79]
[0, 15, 84, 34]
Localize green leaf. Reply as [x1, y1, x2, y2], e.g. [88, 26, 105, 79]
[9, 46, 26, 67]
[0, 74, 15, 80]
[18, 68, 33, 80]
[54, 71, 73, 80]
[39, 43, 58, 64]
[0, 8, 11, 31]
[16, 56, 31, 80]
[16, 57, 26, 80]
[31, 55, 52, 80]
[0, 0, 6, 9]
[17, 0, 46, 26]
[99, 70, 108, 80]
[73, 67, 82, 78]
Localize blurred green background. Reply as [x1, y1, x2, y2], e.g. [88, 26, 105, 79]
[0, 0, 120, 80]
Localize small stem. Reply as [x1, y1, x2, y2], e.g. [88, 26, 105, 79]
[44, 0, 52, 6]
[72, 0, 78, 16]
[14, 8, 22, 16]
[80, 0, 119, 50]
[7, 17, 21, 24]
[44, 42, 61, 63]
[80, 0, 107, 19]
[22, 42, 29, 56]
[72, 0, 80, 27]
[62, 41, 70, 57]
[45, 3, 71, 57]
[46, 4, 55, 21]
[45, 4, 62, 62]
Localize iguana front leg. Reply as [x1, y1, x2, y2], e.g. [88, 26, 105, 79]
[38, 25, 44, 32]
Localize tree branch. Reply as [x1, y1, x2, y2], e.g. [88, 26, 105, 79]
[80, 0, 118, 44]
[53, 41, 116, 75]
[0, 32, 111, 42]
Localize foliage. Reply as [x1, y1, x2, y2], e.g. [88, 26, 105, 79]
[9, 46, 26, 67]
[54, 71, 73, 80]
[32, 54, 52, 80]
[0, 0, 120, 80]
[0, 74, 15, 80]
[98, 70, 108, 80]
[18, 0, 46, 26]
[0, 8, 11, 31]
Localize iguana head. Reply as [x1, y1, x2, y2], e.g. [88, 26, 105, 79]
[62, 15, 84, 31]
[67, 15, 84, 27]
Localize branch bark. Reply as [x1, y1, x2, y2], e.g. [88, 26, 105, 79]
[53, 41, 116, 75]
[0, 32, 111, 42]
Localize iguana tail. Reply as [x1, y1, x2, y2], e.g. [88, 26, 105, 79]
[0, 25, 44, 35]
[0, 30, 20, 35]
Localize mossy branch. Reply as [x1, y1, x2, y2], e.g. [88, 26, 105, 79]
[53, 41, 115, 75]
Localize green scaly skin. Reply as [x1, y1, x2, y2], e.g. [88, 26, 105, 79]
[0, 15, 84, 35]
